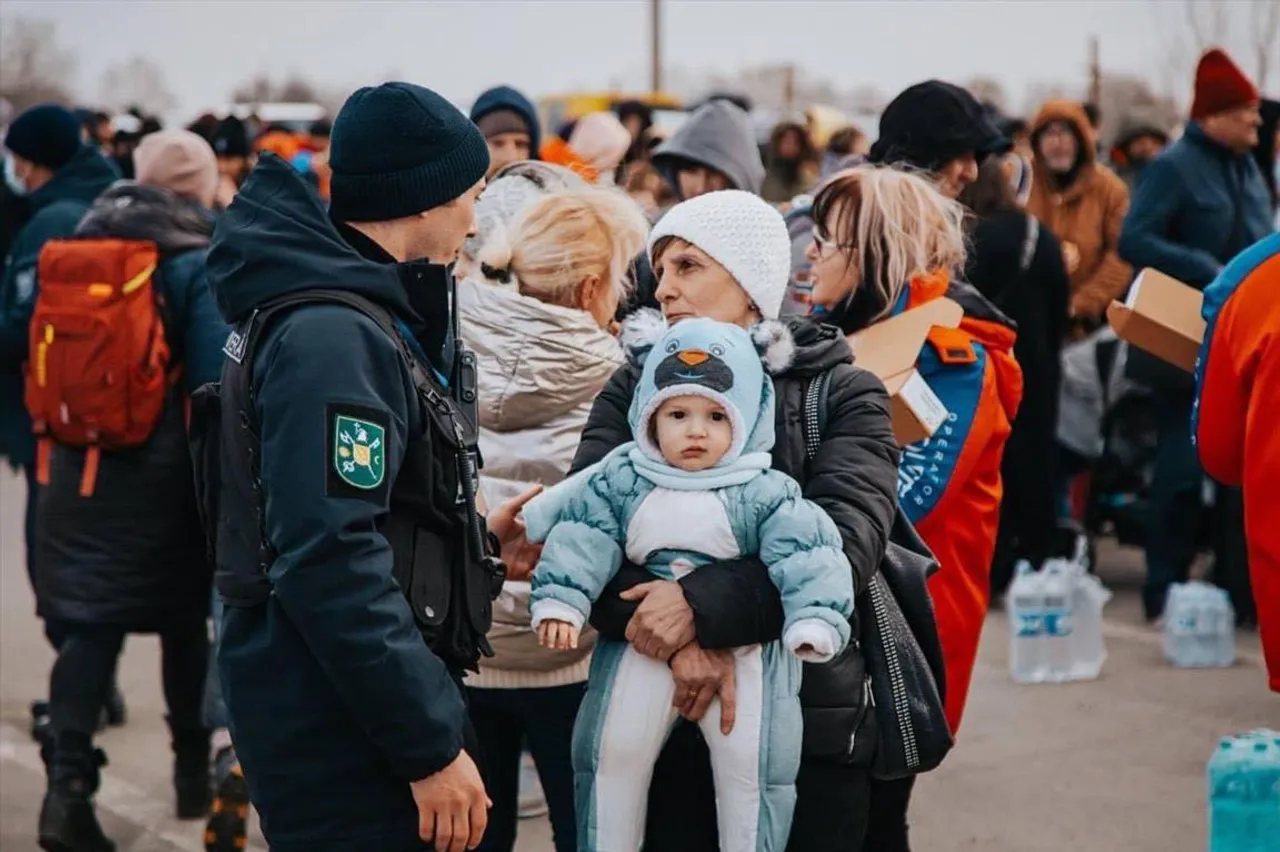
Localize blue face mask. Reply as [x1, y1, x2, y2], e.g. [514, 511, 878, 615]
[4, 154, 28, 196]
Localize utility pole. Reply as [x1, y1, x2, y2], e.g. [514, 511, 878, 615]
[650, 0, 663, 93]
[782, 64, 796, 114]
[1088, 35, 1102, 107]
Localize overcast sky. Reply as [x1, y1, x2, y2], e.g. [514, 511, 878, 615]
[3, 0, 1263, 118]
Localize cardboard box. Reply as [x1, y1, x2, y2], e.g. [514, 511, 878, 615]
[1106, 268, 1206, 372]
[847, 297, 963, 445]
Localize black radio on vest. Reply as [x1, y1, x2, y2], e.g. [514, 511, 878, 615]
[188, 277, 504, 673]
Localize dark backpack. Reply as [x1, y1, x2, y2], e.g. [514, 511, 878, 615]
[801, 370, 954, 779]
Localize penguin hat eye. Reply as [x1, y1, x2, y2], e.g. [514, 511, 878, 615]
[665, 339, 680, 354]
[709, 343, 726, 358]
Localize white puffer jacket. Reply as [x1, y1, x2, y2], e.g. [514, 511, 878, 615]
[460, 277, 621, 688]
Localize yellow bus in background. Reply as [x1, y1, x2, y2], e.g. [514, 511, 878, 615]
[539, 91, 685, 136]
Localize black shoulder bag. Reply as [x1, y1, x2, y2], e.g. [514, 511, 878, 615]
[802, 370, 954, 779]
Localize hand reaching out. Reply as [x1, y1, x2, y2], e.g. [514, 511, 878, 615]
[537, 619, 580, 651]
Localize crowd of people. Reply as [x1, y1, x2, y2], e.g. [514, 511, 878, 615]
[0, 42, 1277, 852]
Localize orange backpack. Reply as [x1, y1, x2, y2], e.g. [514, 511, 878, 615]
[25, 239, 176, 496]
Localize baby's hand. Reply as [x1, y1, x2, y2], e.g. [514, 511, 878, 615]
[536, 620, 580, 651]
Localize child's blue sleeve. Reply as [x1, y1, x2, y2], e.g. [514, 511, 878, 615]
[528, 455, 633, 630]
[752, 473, 855, 662]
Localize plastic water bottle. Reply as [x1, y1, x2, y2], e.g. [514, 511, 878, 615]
[1205, 586, 1237, 668]
[1208, 730, 1280, 852]
[1041, 564, 1075, 682]
[1007, 561, 1046, 683]
[1065, 538, 1112, 680]
[1165, 582, 1235, 668]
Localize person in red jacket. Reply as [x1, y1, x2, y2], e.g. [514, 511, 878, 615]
[806, 164, 1023, 851]
[1194, 232, 1280, 693]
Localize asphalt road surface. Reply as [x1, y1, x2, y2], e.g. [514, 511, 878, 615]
[1, 467, 1274, 852]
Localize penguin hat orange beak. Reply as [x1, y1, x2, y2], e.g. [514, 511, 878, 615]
[677, 349, 710, 366]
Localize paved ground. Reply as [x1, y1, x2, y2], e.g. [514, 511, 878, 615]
[1, 467, 1275, 852]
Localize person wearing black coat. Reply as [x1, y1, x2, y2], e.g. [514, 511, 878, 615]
[961, 156, 1072, 593]
[569, 194, 900, 852]
[34, 176, 230, 852]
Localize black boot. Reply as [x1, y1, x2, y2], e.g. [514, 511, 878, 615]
[168, 717, 211, 820]
[103, 682, 127, 729]
[37, 732, 115, 852]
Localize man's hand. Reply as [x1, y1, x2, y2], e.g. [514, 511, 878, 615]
[620, 580, 696, 661]
[670, 643, 737, 734]
[410, 750, 490, 852]
[501, 537, 542, 582]
[486, 485, 543, 546]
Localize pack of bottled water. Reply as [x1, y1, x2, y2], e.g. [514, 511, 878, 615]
[1163, 581, 1236, 668]
[1006, 538, 1112, 684]
[1207, 729, 1280, 852]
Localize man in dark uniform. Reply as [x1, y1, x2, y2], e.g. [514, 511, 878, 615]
[202, 82, 536, 852]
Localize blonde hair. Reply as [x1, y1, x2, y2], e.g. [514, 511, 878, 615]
[476, 186, 650, 309]
[811, 164, 968, 323]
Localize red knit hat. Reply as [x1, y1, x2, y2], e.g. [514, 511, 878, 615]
[1191, 48, 1259, 120]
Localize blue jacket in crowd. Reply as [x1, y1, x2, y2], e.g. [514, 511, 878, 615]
[0, 145, 119, 468]
[1119, 121, 1273, 290]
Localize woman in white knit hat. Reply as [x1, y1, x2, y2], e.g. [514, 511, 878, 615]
[458, 164, 649, 852]
[568, 189, 900, 852]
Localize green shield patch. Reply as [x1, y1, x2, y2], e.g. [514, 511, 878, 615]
[333, 414, 386, 490]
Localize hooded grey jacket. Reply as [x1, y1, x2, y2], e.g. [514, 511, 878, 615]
[460, 278, 619, 686]
[653, 100, 766, 196]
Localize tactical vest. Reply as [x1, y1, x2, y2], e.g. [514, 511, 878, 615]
[189, 289, 503, 672]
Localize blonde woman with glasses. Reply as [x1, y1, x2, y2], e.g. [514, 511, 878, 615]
[806, 165, 1024, 851]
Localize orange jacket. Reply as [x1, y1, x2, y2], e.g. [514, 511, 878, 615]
[1194, 232, 1280, 693]
[1026, 100, 1132, 322]
[894, 271, 1022, 733]
[539, 137, 599, 183]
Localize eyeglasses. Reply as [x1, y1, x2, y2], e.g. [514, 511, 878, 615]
[811, 227, 855, 257]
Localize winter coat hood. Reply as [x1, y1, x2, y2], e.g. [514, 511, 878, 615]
[652, 100, 766, 195]
[1030, 100, 1098, 167]
[470, 86, 542, 158]
[627, 317, 783, 470]
[26, 145, 120, 214]
[75, 183, 214, 253]
[207, 154, 413, 324]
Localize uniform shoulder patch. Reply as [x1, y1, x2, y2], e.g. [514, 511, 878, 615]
[326, 402, 391, 503]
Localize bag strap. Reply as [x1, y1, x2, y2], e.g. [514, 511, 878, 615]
[801, 368, 834, 462]
[1018, 215, 1040, 276]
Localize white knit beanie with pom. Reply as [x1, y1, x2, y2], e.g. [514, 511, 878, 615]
[647, 190, 792, 320]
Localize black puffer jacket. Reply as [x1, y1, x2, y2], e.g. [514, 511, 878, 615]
[35, 186, 227, 630]
[574, 317, 900, 761]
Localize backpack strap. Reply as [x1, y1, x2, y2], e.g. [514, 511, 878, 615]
[1018, 215, 1040, 276]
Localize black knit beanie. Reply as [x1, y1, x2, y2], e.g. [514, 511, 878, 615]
[4, 103, 82, 171]
[329, 82, 490, 222]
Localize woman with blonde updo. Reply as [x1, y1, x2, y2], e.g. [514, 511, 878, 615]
[458, 175, 649, 852]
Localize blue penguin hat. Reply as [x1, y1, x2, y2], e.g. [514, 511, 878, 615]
[626, 315, 794, 467]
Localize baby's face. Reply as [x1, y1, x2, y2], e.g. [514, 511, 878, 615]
[653, 395, 733, 472]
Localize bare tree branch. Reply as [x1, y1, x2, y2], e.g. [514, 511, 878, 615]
[99, 56, 177, 116]
[1253, 0, 1280, 89]
[0, 16, 75, 111]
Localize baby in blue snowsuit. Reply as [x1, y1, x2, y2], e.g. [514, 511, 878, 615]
[523, 317, 855, 852]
